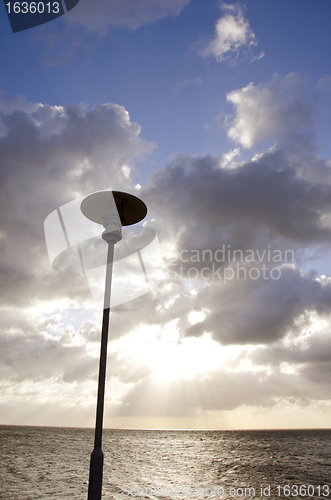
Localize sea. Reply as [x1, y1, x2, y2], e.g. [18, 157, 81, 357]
[0, 426, 330, 500]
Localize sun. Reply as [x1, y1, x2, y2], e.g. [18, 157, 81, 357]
[111, 319, 227, 382]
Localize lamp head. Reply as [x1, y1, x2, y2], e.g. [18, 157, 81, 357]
[80, 190, 147, 227]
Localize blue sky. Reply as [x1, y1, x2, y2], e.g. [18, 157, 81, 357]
[1, 0, 331, 430]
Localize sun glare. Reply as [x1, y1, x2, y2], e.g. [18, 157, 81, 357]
[111, 320, 227, 382]
[188, 310, 205, 324]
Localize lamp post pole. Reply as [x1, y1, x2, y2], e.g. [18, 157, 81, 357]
[81, 191, 147, 500]
[87, 225, 122, 500]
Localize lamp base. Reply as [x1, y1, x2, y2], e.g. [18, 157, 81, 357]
[87, 448, 104, 500]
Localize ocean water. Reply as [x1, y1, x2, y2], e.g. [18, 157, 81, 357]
[0, 426, 330, 500]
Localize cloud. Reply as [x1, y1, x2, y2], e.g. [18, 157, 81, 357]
[107, 309, 331, 419]
[2, 77, 331, 425]
[141, 145, 331, 350]
[66, 0, 191, 32]
[36, 0, 192, 66]
[316, 75, 331, 92]
[0, 90, 155, 306]
[0, 89, 163, 425]
[252, 321, 331, 373]
[144, 151, 331, 250]
[140, 72, 331, 354]
[0, 89, 156, 380]
[0, 325, 96, 384]
[117, 365, 331, 418]
[201, 3, 257, 62]
[226, 74, 313, 148]
[185, 267, 331, 345]
[0, 89, 39, 115]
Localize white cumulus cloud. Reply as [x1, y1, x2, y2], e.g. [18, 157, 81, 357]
[202, 3, 257, 62]
[226, 74, 314, 148]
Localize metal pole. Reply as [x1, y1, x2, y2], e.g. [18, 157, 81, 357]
[87, 231, 118, 500]
[81, 191, 146, 500]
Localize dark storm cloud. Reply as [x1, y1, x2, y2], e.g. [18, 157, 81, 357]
[251, 328, 331, 382]
[142, 131, 331, 346]
[185, 267, 331, 345]
[144, 148, 331, 249]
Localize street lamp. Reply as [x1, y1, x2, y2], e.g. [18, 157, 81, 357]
[80, 190, 147, 500]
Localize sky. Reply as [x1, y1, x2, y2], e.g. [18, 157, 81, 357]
[1, 0, 331, 430]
